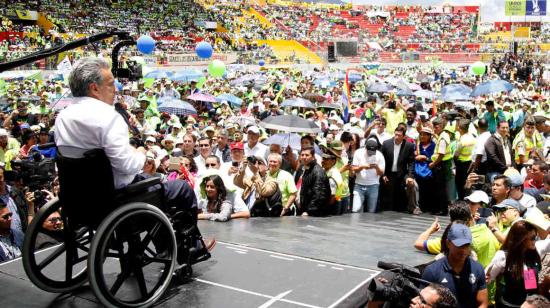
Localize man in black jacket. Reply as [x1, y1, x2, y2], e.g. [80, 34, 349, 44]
[380, 126, 416, 212]
[484, 120, 513, 181]
[296, 147, 330, 216]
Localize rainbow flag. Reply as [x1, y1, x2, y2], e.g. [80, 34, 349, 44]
[342, 74, 351, 123]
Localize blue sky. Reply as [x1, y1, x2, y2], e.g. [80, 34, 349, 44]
[342, 0, 550, 22]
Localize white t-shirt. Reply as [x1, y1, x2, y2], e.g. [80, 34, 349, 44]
[353, 148, 385, 186]
[473, 131, 491, 162]
[245, 142, 269, 160]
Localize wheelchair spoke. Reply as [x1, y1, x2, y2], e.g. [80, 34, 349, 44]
[138, 222, 161, 252]
[37, 244, 66, 270]
[133, 266, 148, 298]
[109, 267, 132, 296]
[142, 256, 172, 265]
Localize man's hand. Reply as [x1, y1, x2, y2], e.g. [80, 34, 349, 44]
[25, 191, 35, 205]
[382, 176, 389, 184]
[429, 217, 441, 234]
[405, 178, 415, 187]
[486, 213, 498, 230]
[280, 207, 289, 217]
[428, 162, 434, 169]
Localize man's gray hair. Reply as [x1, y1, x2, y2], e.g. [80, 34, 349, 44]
[69, 57, 110, 97]
[268, 153, 282, 164]
[524, 295, 550, 308]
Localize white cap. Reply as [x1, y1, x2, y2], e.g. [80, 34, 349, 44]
[145, 136, 156, 143]
[247, 126, 260, 134]
[465, 190, 489, 205]
[0, 129, 7, 137]
[329, 124, 340, 131]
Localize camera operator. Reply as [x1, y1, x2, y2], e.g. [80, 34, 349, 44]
[421, 224, 489, 308]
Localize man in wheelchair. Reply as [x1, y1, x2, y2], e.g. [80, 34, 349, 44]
[53, 57, 215, 265]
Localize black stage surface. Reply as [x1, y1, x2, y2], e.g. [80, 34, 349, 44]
[0, 212, 449, 308]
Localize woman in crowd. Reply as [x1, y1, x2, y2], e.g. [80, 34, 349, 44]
[486, 221, 548, 306]
[414, 127, 436, 214]
[198, 174, 233, 222]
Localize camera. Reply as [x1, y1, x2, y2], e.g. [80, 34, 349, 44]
[8, 152, 55, 208]
[367, 261, 428, 307]
[247, 156, 258, 164]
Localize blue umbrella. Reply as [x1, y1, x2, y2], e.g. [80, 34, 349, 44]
[332, 72, 362, 82]
[281, 98, 315, 109]
[144, 70, 173, 79]
[263, 133, 302, 150]
[313, 78, 336, 88]
[441, 84, 472, 96]
[171, 70, 203, 82]
[396, 88, 414, 96]
[216, 93, 243, 106]
[440, 92, 471, 102]
[367, 82, 393, 93]
[414, 89, 437, 100]
[157, 98, 197, 116]
[470, 80, 514, 97]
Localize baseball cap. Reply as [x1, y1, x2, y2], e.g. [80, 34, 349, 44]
[230, 142, 244, 151]
[247, 126, 260, 134]
[420, 127, 433, 135]
[366, 139, 378, 156]
[447, 224, 472, 247]
[321, 152, 337, 160]
[507, 173, 524, 187]
[465, 190, 489, 205]
[493, 198, 525, 214]
[145, 136, 156, 143]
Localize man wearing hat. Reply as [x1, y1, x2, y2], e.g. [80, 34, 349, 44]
[244, 126, 268, 160]
[488, 198, 526, 244]
[321, 150, 344, 215]
[351, 138, 385, 213]
[422, 223, 489, 307]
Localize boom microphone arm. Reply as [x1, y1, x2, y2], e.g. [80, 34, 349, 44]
[0, 31, 133, 72]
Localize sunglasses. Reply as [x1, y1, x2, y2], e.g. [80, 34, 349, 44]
[48, 217, 62, 223]
[205, 163, 217, 168]
[1, 212, 13, 220]
[199, 144, 210, 148]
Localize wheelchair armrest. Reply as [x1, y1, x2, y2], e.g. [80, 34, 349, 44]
[117, 177, 161, 195]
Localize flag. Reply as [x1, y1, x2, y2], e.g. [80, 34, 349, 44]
[274, 78, 289, 103]
[342, 73, 351, 123]
[57, 56, 72, 83]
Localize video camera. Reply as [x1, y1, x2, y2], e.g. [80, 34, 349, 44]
[367, 261, 429, 308]
[7, 149, 56, 207]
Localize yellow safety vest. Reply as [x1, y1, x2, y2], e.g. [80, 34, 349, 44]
[512, 130, 544, 164]
[458, 133, 476, 162]
[432, 131, 452, 162]
[327, 166, 343, 201]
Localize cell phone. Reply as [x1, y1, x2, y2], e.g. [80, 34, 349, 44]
[475, 175, 486, 185]
[232, 161, 239, 167]
[478, 207, 493, 218]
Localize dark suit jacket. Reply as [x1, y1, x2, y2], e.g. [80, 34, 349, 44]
[380, 138, 415, 180]
[484, 134, 512, 174]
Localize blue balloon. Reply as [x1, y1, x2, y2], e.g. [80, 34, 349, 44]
[259, 60, 265, 66]
[195, 41, 213, 59]
[137, 35, 155, 54]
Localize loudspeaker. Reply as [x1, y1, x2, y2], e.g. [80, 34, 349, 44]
[513, 42, 518, 55]
[328, 43, 336, 63]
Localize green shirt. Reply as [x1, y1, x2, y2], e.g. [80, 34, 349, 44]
[267, 169, 297, 208]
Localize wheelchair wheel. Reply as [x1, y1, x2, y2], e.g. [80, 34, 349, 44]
[22, 198, 91, 293]
[89, 202, 177, 308]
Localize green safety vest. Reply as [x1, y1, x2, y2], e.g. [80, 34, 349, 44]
[458, 133, 476, 162]
[432, 131, 452, 162]
[327, 166, 344, 201]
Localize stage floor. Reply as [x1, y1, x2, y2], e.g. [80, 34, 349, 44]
[0, 212, 448, 308]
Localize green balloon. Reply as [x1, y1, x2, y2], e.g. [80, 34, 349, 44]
[208, 60, 226, 78]
[472, 61, 486, 76]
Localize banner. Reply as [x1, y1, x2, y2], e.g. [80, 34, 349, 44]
[15, 10, 38, 20]
[165, 53, 238, 66]
[505, 0, 546, 16]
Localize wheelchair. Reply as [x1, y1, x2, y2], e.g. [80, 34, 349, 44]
[22, 148, 211, 307]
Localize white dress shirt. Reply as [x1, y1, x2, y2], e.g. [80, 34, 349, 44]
[55, 97, 145, 189]
[392, 141, 402, 172]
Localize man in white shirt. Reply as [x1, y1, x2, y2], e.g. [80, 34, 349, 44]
[469, 118, 491, 174]
[54, 58, 214, 248]
[244, 126, 268, 160]
[352, 139, 385, 213]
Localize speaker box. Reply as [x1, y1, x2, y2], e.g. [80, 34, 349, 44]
[328, 43, 336, 63]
